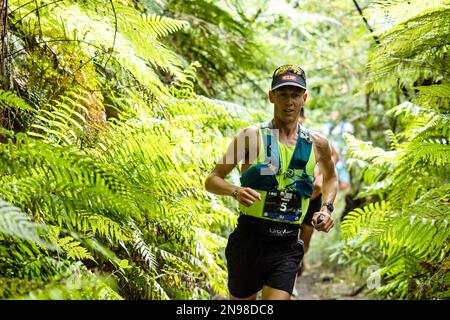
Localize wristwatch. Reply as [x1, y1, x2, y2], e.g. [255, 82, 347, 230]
[232, 188, 240, 199]
[322, 201, 334, 213]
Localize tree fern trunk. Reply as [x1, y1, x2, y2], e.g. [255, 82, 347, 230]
[0, 0, 10, 143]
[0, 0, 8, 91]
[365, 92, 372, 141]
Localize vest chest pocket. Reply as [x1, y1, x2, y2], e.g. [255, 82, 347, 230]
[240, 163, 278, 191]
[262, 191, 302, 222]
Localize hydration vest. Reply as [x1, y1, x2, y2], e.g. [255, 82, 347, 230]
[239, 120, 315, 225]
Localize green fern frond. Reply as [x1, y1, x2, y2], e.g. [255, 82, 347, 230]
[411, 114, 450, 142]
[415, 84, 450, 112]
[57, 236, 95, 261]
[169, 62, 201, 99]
[28, 89, 89, 146]
[78, 213, 130, 241]
[142, 14, 190, 38]
[152, 278, 170, 300]
[11, 265, 122, 300]
[367, 5, 450, 92]
[341, 201, 391, 240]
[344, 133, 392, 164]
[402, 141, 450, 168]
[5, 0, 266, 300]
[384, 129, 399, 150]
[382, 217, 450, 261]
[408, 185, 450, 220]
[0, 199, 54, 249]
[336, 1, 450, 300]
[82, 237, 122, 266]
[10, 0, 187, 97]
[0, 276, 44, 299]
[386, 101, 450, 142]
[132, 231, 158, 272]
[0, 90, 34, 111]
[344, 133, 395, 184]
[387, 100, 434, 120]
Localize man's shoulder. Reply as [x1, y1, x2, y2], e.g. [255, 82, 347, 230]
[241, 125, 259, 135]
[236, 125, 260, 141]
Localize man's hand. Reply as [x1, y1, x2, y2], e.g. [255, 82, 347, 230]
[235, 187, 261, 207]
[312, 209, 334, 232]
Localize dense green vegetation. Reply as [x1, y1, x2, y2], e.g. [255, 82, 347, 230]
[0, 0, 448, 300]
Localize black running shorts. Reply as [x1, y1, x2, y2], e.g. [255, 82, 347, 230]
[225, 216, 304, 298]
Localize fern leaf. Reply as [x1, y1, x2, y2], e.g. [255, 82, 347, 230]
[0, 199, 54, 249]
[0, 90, 34, 111]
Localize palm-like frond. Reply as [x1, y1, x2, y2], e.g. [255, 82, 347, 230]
[1, 0, 261, 300]
[0, 90, 33, 111]
[0, 199, 54, 249]
[339, 1, 450, 299]
[341, 201, 392, 241]
[367, 5, 450, 92]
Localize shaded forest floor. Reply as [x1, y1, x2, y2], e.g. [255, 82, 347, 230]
[293, 260, 370, 300]
[292, 195, 374, 300]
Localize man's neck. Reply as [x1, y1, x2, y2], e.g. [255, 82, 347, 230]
[272, 117, 299, 137]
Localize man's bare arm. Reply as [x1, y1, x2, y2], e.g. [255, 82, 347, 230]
[330, 144, 339, 164]
[311, 144, 339, 199]
[205, 127, 261, 206]
[319, 144, 338, 206]
[310, 131, 338, 232]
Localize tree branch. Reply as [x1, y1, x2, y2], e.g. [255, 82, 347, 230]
[352, 0, 380, 45]
[103, 0, 117, 69]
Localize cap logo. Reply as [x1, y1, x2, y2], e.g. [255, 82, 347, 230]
[281, 75, 297, 81]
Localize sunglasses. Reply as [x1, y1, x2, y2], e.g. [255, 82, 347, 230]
[273, 64, 306, 80]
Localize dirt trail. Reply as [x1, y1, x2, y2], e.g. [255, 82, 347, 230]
[293, 261, 368, 300]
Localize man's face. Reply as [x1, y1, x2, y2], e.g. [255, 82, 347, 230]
[269, 86, 307, 124]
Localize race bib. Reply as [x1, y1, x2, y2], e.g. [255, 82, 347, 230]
[263, 191, 302, 222]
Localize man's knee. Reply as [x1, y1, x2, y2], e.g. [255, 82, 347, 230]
[229, 292, 258, 300]
[261, 285, 291, 300]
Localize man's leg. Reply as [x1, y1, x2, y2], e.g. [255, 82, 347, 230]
[297, 224, 314, 276]
[262, 238, 304, 300]
[230, 292, 258, 300]
[300, 195, 322, 254]
[299, 224, 314, 254]
[298, 195, 321, 276]
[225, 225, 264, 300]
[261, 285, 291, 300]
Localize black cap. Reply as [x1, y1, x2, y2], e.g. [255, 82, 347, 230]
[271, 64, 307, 91]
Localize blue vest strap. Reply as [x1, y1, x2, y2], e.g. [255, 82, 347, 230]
[261, 120, 280, 175]
[261, 121, 312, 172]
[289, 126, 312, 170]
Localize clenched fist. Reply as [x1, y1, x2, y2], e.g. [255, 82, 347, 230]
[234, 187, 261, 207]
[312, 210, 334, 233]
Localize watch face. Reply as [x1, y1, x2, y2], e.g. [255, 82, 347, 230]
[323, 202, 333, 212]
[326, 202, 334, 212]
